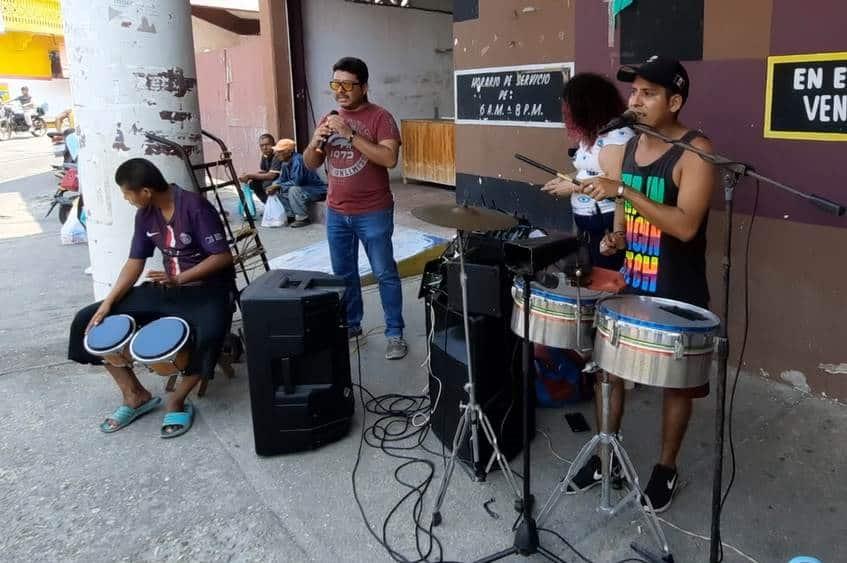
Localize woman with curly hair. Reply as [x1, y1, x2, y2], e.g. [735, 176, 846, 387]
[541, 73, 634, 270]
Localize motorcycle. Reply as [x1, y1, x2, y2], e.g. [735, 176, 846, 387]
[46, 129, 84, 225]
[0, 102, 48, 140]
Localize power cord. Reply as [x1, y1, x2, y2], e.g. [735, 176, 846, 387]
[349, 334, 445, 562]
[537, 527, 649, 563]
[716, 178, 760, 561]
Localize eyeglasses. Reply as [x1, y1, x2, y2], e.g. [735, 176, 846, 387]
[329, 80, 361, 93]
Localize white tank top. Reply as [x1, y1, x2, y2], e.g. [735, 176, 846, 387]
[570, 127, 635, 216]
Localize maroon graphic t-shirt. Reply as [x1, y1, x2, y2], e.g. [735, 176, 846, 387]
[129, 185, 234, 287]
[319, 103, 401, 215]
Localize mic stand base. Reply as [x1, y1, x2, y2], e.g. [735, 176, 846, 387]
[475, 272, 566, 563]
[476, 517, 565, 563]
[631, 542, 676, 563]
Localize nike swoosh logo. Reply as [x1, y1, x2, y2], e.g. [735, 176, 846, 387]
[146, 231, 159, 237]
[667, 475, 677, 490]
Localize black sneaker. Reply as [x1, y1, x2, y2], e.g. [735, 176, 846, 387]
[566, 454, 621, 492]
[641, 464, 678, 513]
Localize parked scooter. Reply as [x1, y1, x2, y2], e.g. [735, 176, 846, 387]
[46, 129, 83, 224]
[0, 101, 48, 140]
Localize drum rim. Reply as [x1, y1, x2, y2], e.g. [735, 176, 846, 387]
[83, 314, 136, 355]
[597, 295, 720, 333]
[513, 279, 607, 304]
[129, 316, 191, 363]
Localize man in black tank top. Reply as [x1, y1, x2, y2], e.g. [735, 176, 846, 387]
[569, 57, 717, 513]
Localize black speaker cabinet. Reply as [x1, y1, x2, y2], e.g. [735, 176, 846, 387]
[241, 269, 354, 456]
[426, 296, 533, 477]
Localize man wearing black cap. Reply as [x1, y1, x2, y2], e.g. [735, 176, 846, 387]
[571, 56, 717, 513]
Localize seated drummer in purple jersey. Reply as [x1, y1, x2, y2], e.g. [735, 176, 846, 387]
[68, 158, 235, 438]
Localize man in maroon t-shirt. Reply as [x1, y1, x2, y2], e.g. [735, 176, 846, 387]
[304, 57, 407, 360]
[68, 158, 235, 438]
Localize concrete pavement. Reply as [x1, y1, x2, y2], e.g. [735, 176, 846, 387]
[0, 162, 844, 562]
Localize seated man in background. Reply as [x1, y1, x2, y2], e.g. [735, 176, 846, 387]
[68, 158, 235, 439]
[238, 133, 281, 203]
[268, 138, 327, 228]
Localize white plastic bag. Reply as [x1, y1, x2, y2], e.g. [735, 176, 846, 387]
[261, 194, 285, 228]
[60, 204, 88, 245]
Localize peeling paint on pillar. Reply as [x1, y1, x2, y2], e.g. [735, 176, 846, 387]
[133, 68, 197, 98]
[158, 110, 193, 124]
[62, 0, 203, 300]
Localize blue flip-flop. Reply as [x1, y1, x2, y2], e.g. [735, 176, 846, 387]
[100, 396, 162, 433]
[160, 403, 195, 439]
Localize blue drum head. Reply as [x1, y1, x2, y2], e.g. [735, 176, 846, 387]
[598, 296, 719, 333]
[131, 317, 189, 361]
[514, 279, 607, 304]
[85, 314, 134, 352]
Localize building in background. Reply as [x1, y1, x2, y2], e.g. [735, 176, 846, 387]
[451, 0, 847, 401]
[45, 0, 846, 399]
[0, 0, 71, 113]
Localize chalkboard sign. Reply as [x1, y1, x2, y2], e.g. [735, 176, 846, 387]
[454, 62, 574, 127]
[765, 52, 847, 141]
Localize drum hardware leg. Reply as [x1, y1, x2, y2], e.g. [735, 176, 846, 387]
[477, 404, 522, 501]
[598, 371, 614, 513]
[535, 432, 601, 523]
[535, 371, 674, 560]
[609, 438, 672, 558]
[165, 375, 177, 392]
[431, 230, 523, 526]
[431, 404, 469, 526]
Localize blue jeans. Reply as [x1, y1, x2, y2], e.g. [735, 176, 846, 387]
[278, 184, 328, 219]
[326, 206, 404, 337]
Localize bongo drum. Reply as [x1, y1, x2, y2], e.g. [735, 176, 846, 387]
[129, 317, 192, 377]
[83, 314, 136, 367]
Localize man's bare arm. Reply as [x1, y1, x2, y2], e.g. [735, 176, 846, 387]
[583, 137, 716, 242]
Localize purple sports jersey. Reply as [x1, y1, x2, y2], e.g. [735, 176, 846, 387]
[129, 185, 234, 287]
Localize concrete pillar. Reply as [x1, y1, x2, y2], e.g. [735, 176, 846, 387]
[62, 0, 203, 300]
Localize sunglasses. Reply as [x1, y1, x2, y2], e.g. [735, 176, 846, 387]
[329, 80, 361, 93]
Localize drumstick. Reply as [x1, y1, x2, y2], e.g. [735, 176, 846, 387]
[514, 153, 581, 186]
[516, 153, 616, 246]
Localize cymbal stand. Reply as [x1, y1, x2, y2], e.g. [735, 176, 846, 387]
[431, 229, 522, 526]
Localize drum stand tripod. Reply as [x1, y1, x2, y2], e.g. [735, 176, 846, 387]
[535, 269, 673, 563]
[431, 229, 522, 526]
[536, 368, 672, 562]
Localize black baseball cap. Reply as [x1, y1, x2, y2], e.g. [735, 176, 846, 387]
[617, 55, 689, 103]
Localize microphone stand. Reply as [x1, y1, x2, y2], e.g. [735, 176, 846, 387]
[628, 122, 845, 563]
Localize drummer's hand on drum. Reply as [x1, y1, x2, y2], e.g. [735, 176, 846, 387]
[147, 270, 180, 287]
[580, 176, 620, 201]
[86, 302, 112, 334]
[540, 177, 576, 198]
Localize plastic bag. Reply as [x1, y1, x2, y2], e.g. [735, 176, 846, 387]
[533, 345, 592, 407]
[261, 194, 285, 227]
[238, 183, 257, 219]
[60, 200, 88, 245]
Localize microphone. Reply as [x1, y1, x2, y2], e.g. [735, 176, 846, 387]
[597, 110, 638, 135]
[316, 110, 339, 154]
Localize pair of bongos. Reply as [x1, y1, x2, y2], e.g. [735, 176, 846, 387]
[83, 314, 191, 377]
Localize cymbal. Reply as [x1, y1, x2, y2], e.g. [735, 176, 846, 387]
[411, 204, 518, 231]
